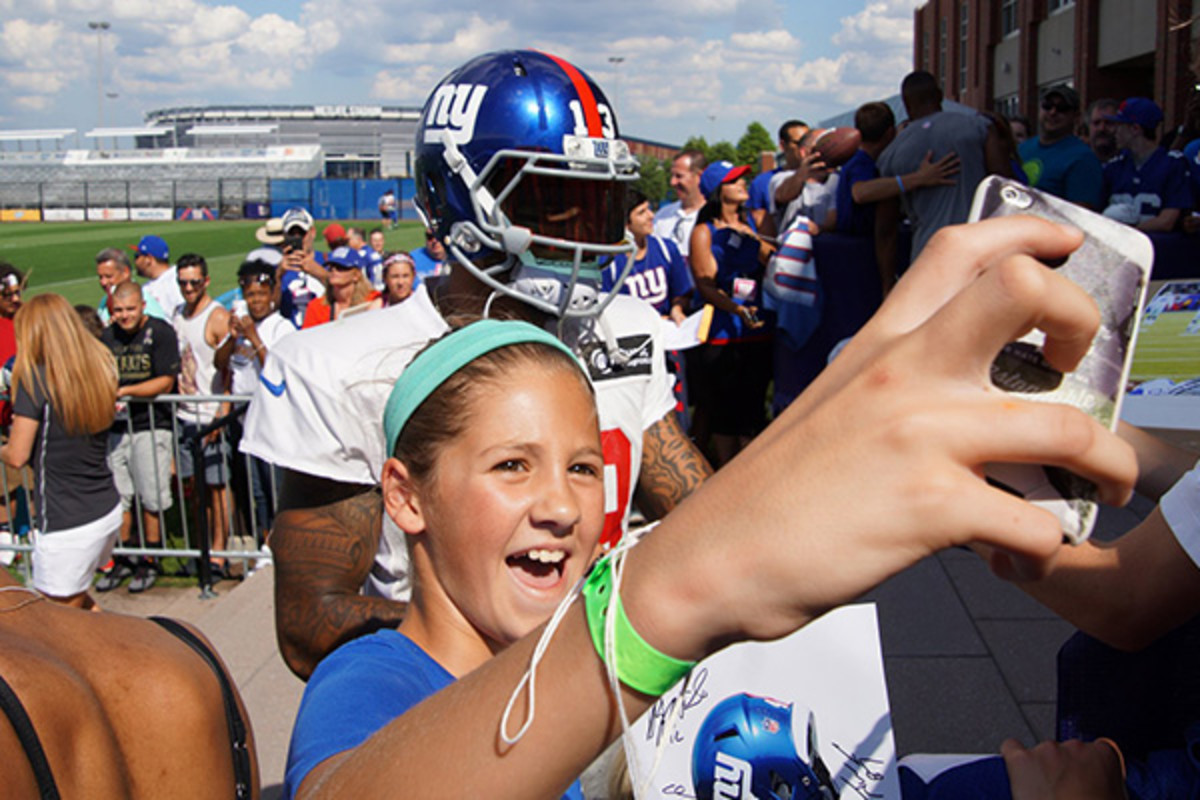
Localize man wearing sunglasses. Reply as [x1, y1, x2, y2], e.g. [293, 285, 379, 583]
[1018, 84, 1102, 209]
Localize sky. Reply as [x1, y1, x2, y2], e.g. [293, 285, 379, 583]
[0, 0, 923, 147]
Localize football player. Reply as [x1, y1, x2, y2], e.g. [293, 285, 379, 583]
[241, 50, 712, 680]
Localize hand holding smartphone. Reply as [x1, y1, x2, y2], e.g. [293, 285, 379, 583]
[968, 177, 1152, 543]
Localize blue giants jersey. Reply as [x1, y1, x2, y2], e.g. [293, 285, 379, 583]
[1102, 147, 1192, 222]
[602, 235, 694, 316]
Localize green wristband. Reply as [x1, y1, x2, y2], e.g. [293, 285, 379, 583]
[582, 554, 695, 696]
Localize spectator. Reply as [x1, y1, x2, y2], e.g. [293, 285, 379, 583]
[876, 70, 1011, 274]
[1087, 98, 1121, 162]
[1018, 85, 1103, 209]
[301, 246, 382, 328]
[602, 189, 695, 430]
[0, 263, 24, 563]
[378, 188, 398, 228]
[0, 262, 23, 423]
[95, 248, 169, 324]
[1101, 97, 1191, 232]
[322, 222, 347, 253]
[369, 228, 386, 258]
[409, 229, 448, 281]
[131, 234, 184, 314]
[216, 260, 294, 537]
[652, 149, 708, 258]
[0, 294, 119, 609]
[347, 227, 383, 290]
[1008, 114, 1032, 144]
[0, 568, 258, 796]
[276, 207, 328, 330]
[173, 253, 234, 579]
[97, 281, 179, 593]
[985, 111, 1030, 185]
[381, 253, 417, 307]
[748, 120, 807, 228]
[768, 125, 835, 231]
[833, 101, 960, 240]
[773, 127, 839, 232]
[688, 161, 775, 466]
[74, 304, 104, 339]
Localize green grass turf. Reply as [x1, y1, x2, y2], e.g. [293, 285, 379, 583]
[0, 220, 428, 307]
[1129, 310, 1200, 384]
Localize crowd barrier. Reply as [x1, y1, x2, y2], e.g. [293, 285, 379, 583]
[0, 394, 274, 593]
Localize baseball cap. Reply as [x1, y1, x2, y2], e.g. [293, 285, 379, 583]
[326, 246, 366, 269]
[1040, 84, 1080, 110]
[244, 246, 283, 267]
[255, 218, 285, 245]
[281, 206, 314, 233]
[130, 235, 169, 261]
[1105, 97, 1164, 128]
[700, 161, 752, 198]
[323, 223, 347, 248]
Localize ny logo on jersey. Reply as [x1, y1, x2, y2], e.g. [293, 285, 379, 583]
[423, 84, 487, 145]
[712, 751, 755, 799]
[624, 268, 669, 306]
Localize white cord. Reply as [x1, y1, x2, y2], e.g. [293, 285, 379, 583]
[497, 521, 687, 799]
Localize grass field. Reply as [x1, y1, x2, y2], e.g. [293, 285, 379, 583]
[0, 220, 429, 307]
[1129, 309, 1200, 384]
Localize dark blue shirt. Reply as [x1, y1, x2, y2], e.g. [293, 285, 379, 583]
[602, 235, 694, 316]
[1102, 147, 1192, 222]
[834, 149, 878, 236]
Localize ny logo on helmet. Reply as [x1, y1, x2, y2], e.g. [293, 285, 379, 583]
[423, 84, 487, 145]
[713, 751, 754, 798]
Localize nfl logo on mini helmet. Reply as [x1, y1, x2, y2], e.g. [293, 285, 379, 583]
[414, 50, 639, 318]
[692, 694, 835, 800]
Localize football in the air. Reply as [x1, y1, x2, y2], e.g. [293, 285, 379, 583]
[811, 127, 862, 168]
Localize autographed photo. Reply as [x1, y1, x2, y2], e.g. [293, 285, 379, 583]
[1123, 280, 1200, 433]
[627, 603, 900, 800]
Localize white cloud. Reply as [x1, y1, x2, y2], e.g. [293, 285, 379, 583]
[729, 29, 801, 53]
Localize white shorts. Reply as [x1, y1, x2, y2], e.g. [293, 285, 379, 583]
[31, 503, 123, 598]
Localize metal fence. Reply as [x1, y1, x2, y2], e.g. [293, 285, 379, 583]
[0, 394, 276, 592]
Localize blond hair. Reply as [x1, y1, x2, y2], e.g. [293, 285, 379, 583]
[12, 293, 117, 435]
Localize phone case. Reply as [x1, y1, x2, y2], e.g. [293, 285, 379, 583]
[968, 176, 1152, 544]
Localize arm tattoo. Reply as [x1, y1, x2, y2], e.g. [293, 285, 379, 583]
[635, 413, 713, 520]
[272, 484, 406, 681]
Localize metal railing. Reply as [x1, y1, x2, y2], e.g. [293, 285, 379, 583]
[0, 393, 277, 595]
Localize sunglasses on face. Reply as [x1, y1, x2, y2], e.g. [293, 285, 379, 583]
[178, 278, 205, 288]
[1041, 100, 1074, 113]
[328, 262, 359, 272]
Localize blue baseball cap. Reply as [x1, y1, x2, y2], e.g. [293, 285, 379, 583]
[700, 160, 752, 198]
[131, 235, 169, 261]
[327, 245, 366, 269]
[1105, 97, 1163, 128]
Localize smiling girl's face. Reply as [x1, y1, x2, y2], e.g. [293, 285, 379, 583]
[387, 351, 604, 654]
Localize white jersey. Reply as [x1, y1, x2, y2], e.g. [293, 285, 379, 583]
[241, 283, 675, 601]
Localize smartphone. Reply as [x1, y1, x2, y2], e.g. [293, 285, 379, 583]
[968, 176, 1153, 544]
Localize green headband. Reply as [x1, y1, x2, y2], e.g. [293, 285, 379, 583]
[383, 319, 577, 457]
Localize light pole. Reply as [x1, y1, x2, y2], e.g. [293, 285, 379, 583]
[607, 56, 625, 117]
[88, 21, 110, 129]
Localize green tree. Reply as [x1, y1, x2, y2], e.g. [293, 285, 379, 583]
[633, 155, 669, 205]
[708, 140, 737, 164]
[737, 121, 776, 173]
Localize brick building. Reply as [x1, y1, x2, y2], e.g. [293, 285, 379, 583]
[914, 0, 1196, 133]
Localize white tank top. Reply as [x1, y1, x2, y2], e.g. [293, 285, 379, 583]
[174, 299, 226, 425]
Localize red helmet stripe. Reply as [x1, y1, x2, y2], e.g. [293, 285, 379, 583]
[539, 50, 602, 136]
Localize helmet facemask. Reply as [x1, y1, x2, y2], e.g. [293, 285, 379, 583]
[438, 131, 640, 319]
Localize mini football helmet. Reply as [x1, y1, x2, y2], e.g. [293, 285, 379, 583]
[691, 694, 836, 800]
[414, 49, 639, 318]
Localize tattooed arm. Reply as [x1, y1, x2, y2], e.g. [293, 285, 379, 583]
[272, 469, 407, 680]
[634, 412, 713, 520]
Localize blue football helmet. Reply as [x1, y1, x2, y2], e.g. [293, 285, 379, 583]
[414, 49, 638, 318]
[691, 694, 836, 800]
